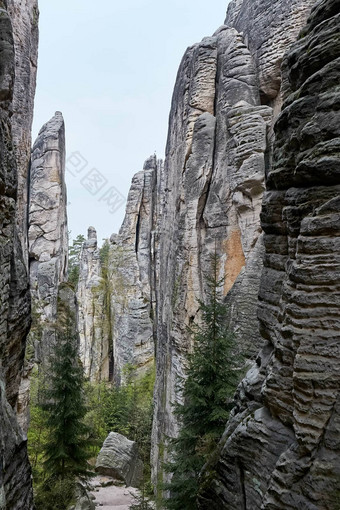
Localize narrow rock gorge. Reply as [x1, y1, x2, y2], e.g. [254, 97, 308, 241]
[0, 0, 339, 508]
[151, 0, 317, 489]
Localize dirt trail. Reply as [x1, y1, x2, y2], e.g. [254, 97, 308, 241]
[90, 476, 139, 510]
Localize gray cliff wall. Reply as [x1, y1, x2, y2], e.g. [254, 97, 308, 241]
[199, 0, 340, 508]
[0, 1, 36, 508]
[7, 0, 39, 264]
[77, 156, 163, 383]
[28, 112, 68, 366]
[110, 156, 163, 383]
[151, 0, 315, 487]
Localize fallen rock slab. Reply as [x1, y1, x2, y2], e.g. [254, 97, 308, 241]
[95, 432, 143, 488]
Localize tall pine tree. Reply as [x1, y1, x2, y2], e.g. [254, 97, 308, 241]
[164, 254, 243, 509]
[42, 289, 90, 482]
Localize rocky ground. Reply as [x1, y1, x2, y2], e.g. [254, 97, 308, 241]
[89, 476, 139, 510]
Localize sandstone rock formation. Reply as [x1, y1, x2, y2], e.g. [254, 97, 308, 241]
[0, 2, 36, 508]
[28, 111, 68, 366]
[151, 0, 316, 488]
[95, 432, 143, 488]
[7, 0, 39, 263]
[108, 156, 162, 383]
[198, 0, 340, 507]
[77, 156, 163, 383]
[77, 226, 110, 381]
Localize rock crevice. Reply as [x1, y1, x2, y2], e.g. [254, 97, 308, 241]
[151, 0, 315, 489]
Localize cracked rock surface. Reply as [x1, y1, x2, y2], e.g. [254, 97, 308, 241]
[151, 0, 315, 489]
[198, 0, 340, 507]
[0, 2, 37, 508]
[77, 156, 163, 383]
[28, 112, 68, 366]
[7, 0, 39, 264]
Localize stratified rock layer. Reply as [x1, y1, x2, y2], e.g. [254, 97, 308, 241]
[28, 112, 68, 365]
[0, 2, 36, 508]
[151, 0, 315, 488]
[96, 432, 143, 488]
[199, 1, 340, 508]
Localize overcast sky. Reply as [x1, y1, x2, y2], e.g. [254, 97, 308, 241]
[33, 0, 229, 245]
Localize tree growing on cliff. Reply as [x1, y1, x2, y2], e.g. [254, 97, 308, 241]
[68, 233, 85, 287]
[164, 254, 242, 509]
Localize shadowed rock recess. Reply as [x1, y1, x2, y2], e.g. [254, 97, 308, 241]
[0, 1, 38, 508]
[151, 0, 317, 490]
[198, 0, 340, 508]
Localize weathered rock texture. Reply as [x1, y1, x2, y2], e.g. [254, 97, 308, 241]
[198, 0, 340, 508]
[77, 226, 110, 381]
[0, 2, 37, 508]
[151, 0, 316, 488]
[77, 156, 163, 383]
[7, 0, 39, 263]
[108, 156, 162, 383]
[95, 432, 143, 488]
[28, 111, 68, 365]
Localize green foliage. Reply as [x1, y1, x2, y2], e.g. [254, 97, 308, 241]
[68, 234, 85, 288]
[99, 238, 110, 267]
[85, 365, 155, 490]
[163, 254, 244, 510]
[34, 478, 76, 510]
[28, 298, 92, 509]
[83, 381, 108, 456]
[27, 367, 49, 482]
[41, 332, 91, 480]
[102, 365, 154, 457]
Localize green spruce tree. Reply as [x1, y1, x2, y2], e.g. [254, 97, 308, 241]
[68, 234, 85, 288]
[164, 254, 243, 509]
[42, 293, 91, 482]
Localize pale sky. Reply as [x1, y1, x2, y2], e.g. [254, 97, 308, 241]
[33, 0, 230, 245]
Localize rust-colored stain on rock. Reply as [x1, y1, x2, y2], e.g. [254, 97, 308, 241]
[223, 229, 245, 295]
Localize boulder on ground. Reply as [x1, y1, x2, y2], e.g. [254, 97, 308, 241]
[95, 432, 143, 487]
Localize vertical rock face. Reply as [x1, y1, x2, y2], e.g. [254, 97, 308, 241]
[109, 156, 161, 383]
[7, 0, 39, 263]
[225, 0, 315, 106]
[28, 111, 68, 365]
[77, 226, 110, 381]
[0, 2, 36, 508]
[199, 0, 340, 508]
[151, 0, 315, 487]
[77, 156, 163, 383]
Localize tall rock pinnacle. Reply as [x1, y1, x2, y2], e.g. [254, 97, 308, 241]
[28, 111, 68, 364]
